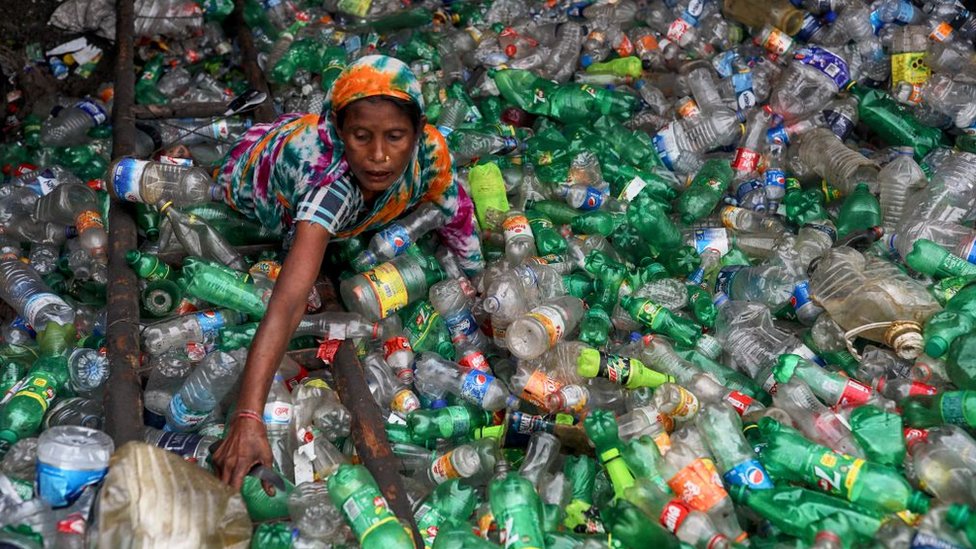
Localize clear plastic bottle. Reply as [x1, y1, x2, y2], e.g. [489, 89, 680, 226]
[264, 370, 295, 479]
[340, 251, 443, 322]
[414, 352, 517, 411]
[429, 278, 488, 351]
[362, 353, 420, 418]
[40, 98, 109, 146]
[134, 0, 205, 37]
[793, 127, 880, 195]
[0, 258, 75, 331]
[165, 350, 245, 432]
[879, 147, 926, 235]
[34, 183, 108, 271]
[293, 311, 381, 340]
[36, 425, 114, 508]
[768, 46, 851, 122]
[67, 348, 109, 393]
[288, 482, 352, 546]
[903, 73, 976, 129]
[352, 203, 446, 271]
[107, 158, 224, 206]
[142, 426, 217, 465]
[501, 209, 538, 264]
[506, 296, 585, 360]
[143, 353, 193, 424]
[142, 309, 247, 356]
[906, 435, 976, 505]
[899, 150, 976, 232]
[158, 202, 247, 272]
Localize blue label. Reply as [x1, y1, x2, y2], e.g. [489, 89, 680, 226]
[791, 280, 812, 310]
[765, 169, 786, 191]
[715, 265, 746, 296]
[896, 2, 915, 23]
[823, 109, 856, 140]
[869, 9, 884, 33]
[111, 158, 143, 203]
[794, 46, 851, 90]
[692, 228, 729, 255]
[444, 310, 479, 340]
[459, 371, 492, 405]
[910, 532, 968, 549]
[377, 224, 412, 257]
[735, 178, 764, 202]
[721, 459, 774, 490]
[11, 316, 35, 338]
[964, 238, 976, 264]
[797, 13, 825, 42]
[195, 310, 225, 340]
[766, 125, 790, 145]
[731, 71, 756, 111]
[149, 431, 209, 459]
[806, 222, 838, 242]
[37, 462, 108, 507]
[652, 132, 676, 171]
[165, 393, 210, 431]
[75, 100, 107, 125]
[578, 187, 606, 211]
[712, 50, 738, 78]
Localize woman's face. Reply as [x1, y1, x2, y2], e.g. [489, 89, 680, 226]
[337, 98, 420, 198]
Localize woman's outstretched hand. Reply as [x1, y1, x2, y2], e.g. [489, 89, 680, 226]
[212, 416, 274, 493]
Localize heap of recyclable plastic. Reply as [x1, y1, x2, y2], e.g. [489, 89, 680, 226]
[7, 0, 976, 546]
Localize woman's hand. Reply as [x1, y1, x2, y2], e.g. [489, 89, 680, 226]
[213, 416, 273, 492]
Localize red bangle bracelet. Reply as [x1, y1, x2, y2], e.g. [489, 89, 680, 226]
[234, 410, 264, 424]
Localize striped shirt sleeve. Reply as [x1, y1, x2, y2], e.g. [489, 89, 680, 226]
[294, 176, 363, 235]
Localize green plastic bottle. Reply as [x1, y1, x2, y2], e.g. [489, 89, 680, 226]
[563, 456, 602, 533]
[946, 504, 976, 548]
[906, 239, 976, 279]
[901, 391, 976, 429]
[773, 354, 874, 408]
[847, 405, 905, 468]
[125, 250, 175, 282]
[923, 283, 976, 358]
[490, 69, 635, 123]
[415, 479, 479, 549]
[584, 410, 635, 500]
[526, 210, 567, 256]
[570, 210, 625, 237]
[619, 295, 702, 348]
[758, 418, 930, 514]
[600, 499, 680, 549]
[677, 159, 734, 224]
[488, 461, 548, 549]
[135, 55, 168, 105]
[834, 183, 881, 238]
[576, 348, 675, 389]
[584, 56, 643, 78]
[432, 521, 498, 549]
[241, 470, 294, 522]
[327, 464, 415, 548]
[782, 178, 830, 226]
[579, 251, 628, 347]
[850, 84, 950, 159]
[625, 197, 682, 251]
[0, 354, 71, 458]
[467, 161, 510, 230]
[179, 261, 267, 319]
[947, 331, 976, 390]
[406, 404, 493, 444]
[562, 273, 594, 299]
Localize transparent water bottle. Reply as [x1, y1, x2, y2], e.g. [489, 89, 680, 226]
[768, 46, 851, 122]
[414, 353, 517, 411]
[352, 203, 445, 271]
[40, 98, 109, 147]
[0, 259, 74, 331]
[107, 158, 224, 206]
[506, 296, 585, 360]
[879, 147, 926, 235]
[429, 277, 488, 351]
[142, 309, 247, 356]
[165, 349, 245, 432]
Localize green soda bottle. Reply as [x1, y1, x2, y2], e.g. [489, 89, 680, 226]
[847, 405, 905, 468]
[906, 239, 976, 279]
[600, 499, 680, 549]
[584, 410, 635, 500]
[563, 456, 602, 533]
[179, 261, 267, 319]
[849, 84, 949, 159]
[923, 283, 976, 358]
[782, 178, 830, 226]
[406, 404, 493, 444]
[398, 300, 456, 360]
[901, 391, 976, 428]
[432, 521, 498, 549]
[947, 331, 976, 390]
[584, 56, 643, 78]
[562, 273, 594, 299]
[134, 203, 160, 241]
[579, 251, 628, 347]
[527, 200, 578, 226]
[526, 210, 567, 255]
[327, 464, 414, 548]
[415, 479, 479, 549]
[834, 183, 881, 238]
[773, 354, 874, 408]
[677, 159, 734, 224]
[932, 274, 976, 305]
[576, 348, 675, 389]
[0, 353, 71, 457]
[125, 250, 175, 282]
[626, 197, 681, 251]
[686, 284, 717, 327]
[729, 484, 884, 543]
[241, 470, 294, 522]
[619, 295, 702, 348]
[488, 461, 548, 549]
[758, 418, 930, 514]
[946, 504, 976, 547]
[570, 210, 624, 237]
[467, 161, 510, 230]
[135, 55, 168, 105]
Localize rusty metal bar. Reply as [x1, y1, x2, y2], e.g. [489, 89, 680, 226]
[332, 341, 423, 547]
[233, 0, 276, 123]
[131, 102, 231, 120]
[104, 0, 144, 446]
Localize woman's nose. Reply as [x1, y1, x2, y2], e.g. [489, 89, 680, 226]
[368, 140, 387, 162]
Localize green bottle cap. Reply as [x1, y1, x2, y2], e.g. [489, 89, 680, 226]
[576, 347, 601, 379]
[727, 483, 748, 503]
[773, 354, 801, 384]
[924, 336, 949, 359]
[946, 503, 972, 529]
[907, 491, 930, 514]
[124, 250, 140, 265]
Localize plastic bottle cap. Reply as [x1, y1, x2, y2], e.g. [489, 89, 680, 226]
[823, 10, 838, 24]
[946, 504, 972, 529]
[576, 347, 601, 378]
[907, 491, 930, 514]
[580, 54, 594, 68]
[924, 337, 949, 359]
[772, 354, 799, 384]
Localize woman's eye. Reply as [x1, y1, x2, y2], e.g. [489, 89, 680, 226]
[353, 133, 369, 142]
[387, 133, 404, 141]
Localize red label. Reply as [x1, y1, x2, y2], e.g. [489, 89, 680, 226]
[837, 379, 873, 407]
[316, 339, 342, 364]
[904, 427, 929, 448]
[459, 351, 490, 373]
[724, 391, 754, 416]
[668, 458, 727, 512]
[667, 18, 693, 42]
[57, 513, 85, 535]
[908, 381, 938, 397]
[658, 500, 690, 533]
[382, 336, 412, 359]
[284, 365, 309, 392]
[731, 148, 760, 173]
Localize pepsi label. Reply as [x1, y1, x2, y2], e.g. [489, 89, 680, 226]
[722, 459, 774, 489]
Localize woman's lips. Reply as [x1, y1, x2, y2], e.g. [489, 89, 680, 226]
[364, 170, 392, 182]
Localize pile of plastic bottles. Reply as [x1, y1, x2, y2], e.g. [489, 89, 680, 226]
[7, 0, 976, 546]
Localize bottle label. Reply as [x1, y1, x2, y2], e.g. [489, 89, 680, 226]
[459, 371, 493, 406]
[724, 391, 755, 416]
[365, 262, 409, 319]
[667, 17, 693, 42]
[195, 310, 226, 340]
[714, 265, 745, 297]
[765, 168, 785, 193]
[382, 336, 412, 361]
[339, 488, 398, 542]
[458, 350, 490, 373]
[722, 459, 774, 490]
[527, 305, 566, 347]
[376, 224, 412, 257]
[794, 46, 851, 90]
[502, 214, 532, 240]
[910, 531, 968, 549]
[668, 458, 727, 512]
[336, 0, 371, 17]
[806, 222, 838, 242]
[811, 451, 865, 498]
[167, 393, 210, 429]
[734, 178, 764, 202]
[443, 310, 479, 342]
[652, 124, 679, 171]
[669, 386, 700, 420]
[767, 125, 790, 145]
[617, 176, 648, 203]
[149, 431, 208, 461]
[263, 400, 292, 425]
[731, 147, 760, 173]
[930, 22, 954, 42]
[576, 187, 605, 211]
[635, 300, 664, 326]
[692, 228, 731, 256]
[510, 411, 549, 434]
[791, 280, 812, 311]
[760, 28, 793, 56]
[445, 406, 471, 436]
[22, 292, 68, 328]
[904, 427, 929, 447]
[111, 158, 148, 203]
[891, 52, 930, 87]
[35, 169, 60, 196]
[908, 381, 938, 397]
[823, 109, 856, 140]
[658, 500, 691, 533]
[711, 50, 737, 78]
[37, 462, 107, 507]
[429, 452, 460, 483]
[75, 100, 107, 125]
[75, 210, 104, 233]
[940, 392, 972, 426]
[676, 98, 700, 119]
[391, 389, 420, 416]
[634, 34, 659, 55]
[731, 71, 756, 112]
[520, 369, 562, 408]
[837, 379, 873, 408]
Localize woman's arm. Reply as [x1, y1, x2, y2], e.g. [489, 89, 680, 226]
[214, 220, 330, 489]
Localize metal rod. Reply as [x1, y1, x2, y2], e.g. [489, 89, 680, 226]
[233, 0, 276, 123]
[131, 102, 231, 120]
[105, 0, 144, 446]
[332, 341, 423, 547]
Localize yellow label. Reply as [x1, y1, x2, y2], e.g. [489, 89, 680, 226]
[365, 262, 408, 318]
[654, 432, 672, 455]
[891, 52, 930, 86]
[843, 458, 865, 497]
[819, 453, 837, 468]
[670, 386, 700, 419]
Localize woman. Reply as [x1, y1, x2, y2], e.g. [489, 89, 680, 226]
[212, 55, 483, 489]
